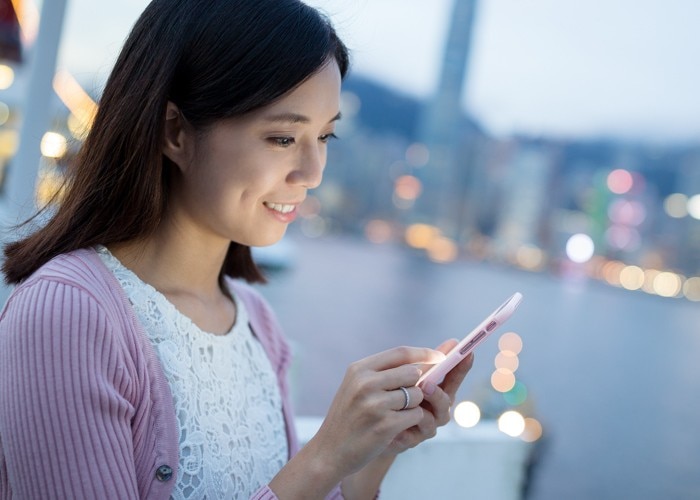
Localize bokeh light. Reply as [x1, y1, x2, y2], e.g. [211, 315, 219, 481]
[653, 272, 682, 298]
[607, 168, 634, 194]
[364, 219, 393, 244]
[300, 215, 327, 238]
[394, 175, 422, 201]
[405, 223, 440, 249]
[36, 167, 66, 207]
[498, 332, 523, 355]
[495, 350, 519, 372]
[608, 199, 646, 226]
[0, 102, 10, 126]
[0, 129, 18, 159]
[405, 142, 429, 167]
[40, 132, 68, 158]
[688, 195, 700, 220]
[516, 245, 545, 271]
[566, 233, 595, 263]
[521, 417, 543, 442]
[619, 265, 644, 290]
[601, 260, 625, 286]
[498, 410, 525, 437]
[491, 368, 516, 393]
[502, 381, 528, 406]
[426, 236, 458, 263]
[453, 401, 481, 428]
[605, 225, 641, 252]
[683, 277, 700, 301]
[664, 193, 688, 218]
[0, 65, 14, 90]
[298, 195, 322, 218]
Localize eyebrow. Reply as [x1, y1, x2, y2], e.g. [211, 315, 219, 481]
[262, 111, 342, 125]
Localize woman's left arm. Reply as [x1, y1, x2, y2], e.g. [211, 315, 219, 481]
[340, 342, 474, 500]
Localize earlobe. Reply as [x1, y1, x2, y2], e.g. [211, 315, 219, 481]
[162, 101, 190, 170]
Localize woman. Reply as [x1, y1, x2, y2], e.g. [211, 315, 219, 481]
[0, 0, 473, 498]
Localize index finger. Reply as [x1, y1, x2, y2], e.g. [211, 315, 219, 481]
[361, 346, 446, 371]
[440, 352, 474, 399]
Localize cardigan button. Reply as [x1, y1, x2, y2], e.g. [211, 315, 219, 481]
[155, 464, 173, 482]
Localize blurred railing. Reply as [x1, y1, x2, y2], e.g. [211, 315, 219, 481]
[296, 416, 533, 500]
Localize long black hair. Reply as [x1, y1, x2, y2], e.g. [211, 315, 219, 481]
[3, 0, 349, 284]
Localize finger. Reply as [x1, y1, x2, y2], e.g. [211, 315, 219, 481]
[375, 364, 424, 391]
[440, 352, 475, 400]
[394, 406, 425, 431]
[361, 346, 446, 371]
[391, 385, 424, 411]
[416, 408, 438, 440]
[421, 386, 452, 426]
[413, 338, 459, 376]
[435, 338, 458, 354]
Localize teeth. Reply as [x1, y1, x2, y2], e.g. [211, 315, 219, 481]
[264, 202, 295, 214]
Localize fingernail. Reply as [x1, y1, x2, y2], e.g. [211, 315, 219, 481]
[422, 381, 436, 396]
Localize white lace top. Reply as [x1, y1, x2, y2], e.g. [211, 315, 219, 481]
[96, 246, 288, 499]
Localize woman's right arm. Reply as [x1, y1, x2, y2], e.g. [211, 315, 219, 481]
[267, 346, 446, 500]
[0, 280, 140, 499]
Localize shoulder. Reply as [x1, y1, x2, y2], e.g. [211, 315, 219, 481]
[21, 247, 111, 291]
[0, 247, 138, 394]
[1, 247, 131, 334]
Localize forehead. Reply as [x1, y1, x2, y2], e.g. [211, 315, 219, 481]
[251, 61, 342, 123]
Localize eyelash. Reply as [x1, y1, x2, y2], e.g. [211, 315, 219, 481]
[269, 133, 338, 148]
[320, 133, 338, 144]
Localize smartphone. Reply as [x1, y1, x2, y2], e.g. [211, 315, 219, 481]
[416, 292, 523, 388]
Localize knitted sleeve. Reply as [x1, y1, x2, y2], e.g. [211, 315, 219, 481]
[0, 279, 140, 499]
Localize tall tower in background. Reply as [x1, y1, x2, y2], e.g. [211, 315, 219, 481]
[413, 0, 479, 236]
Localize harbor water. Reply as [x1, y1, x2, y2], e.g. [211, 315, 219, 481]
[257, 234, 700, 500]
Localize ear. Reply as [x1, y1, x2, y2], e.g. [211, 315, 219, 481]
[162, 101, 193, 171]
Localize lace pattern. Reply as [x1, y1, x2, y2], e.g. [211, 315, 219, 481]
[96, 246, 288, 499]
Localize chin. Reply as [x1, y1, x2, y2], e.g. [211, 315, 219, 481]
[248, 229, 288, 248]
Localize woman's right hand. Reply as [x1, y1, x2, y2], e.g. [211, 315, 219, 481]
[268, 346, 446, 499]
[310, 346, 446, 479]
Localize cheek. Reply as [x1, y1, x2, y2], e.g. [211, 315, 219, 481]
[196, 153, 277, 208]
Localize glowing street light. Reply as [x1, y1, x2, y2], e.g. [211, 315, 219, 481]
[566, 233, 595, 263]
[453, 401, 481, 428]
[498, 410, 526, 437]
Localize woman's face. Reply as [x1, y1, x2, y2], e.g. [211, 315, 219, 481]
[169, 60, 342, 248]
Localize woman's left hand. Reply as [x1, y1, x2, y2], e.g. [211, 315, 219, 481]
[382, 339, 474, 456]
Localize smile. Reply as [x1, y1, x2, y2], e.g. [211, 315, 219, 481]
[263, 202, 296, 214]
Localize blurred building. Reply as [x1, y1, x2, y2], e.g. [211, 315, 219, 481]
[491, 142, 558, 261]
[413, 0, 480, 238]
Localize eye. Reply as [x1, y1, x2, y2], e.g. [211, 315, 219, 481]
[319, 133, 338, 144]
[269, 136, 295, 147]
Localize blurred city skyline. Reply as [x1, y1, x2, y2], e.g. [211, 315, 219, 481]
[55, 0, 700, 144]
[1, 0, 699, 303]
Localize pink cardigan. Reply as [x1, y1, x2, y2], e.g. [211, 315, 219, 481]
[0, 248, 343, 499]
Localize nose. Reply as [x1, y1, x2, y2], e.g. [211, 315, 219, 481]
[288, 142, 325, 189]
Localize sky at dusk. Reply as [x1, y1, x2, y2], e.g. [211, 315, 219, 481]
[55, 0, 700, 144]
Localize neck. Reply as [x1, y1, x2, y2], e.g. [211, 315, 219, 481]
[108, 228, 230, 302]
